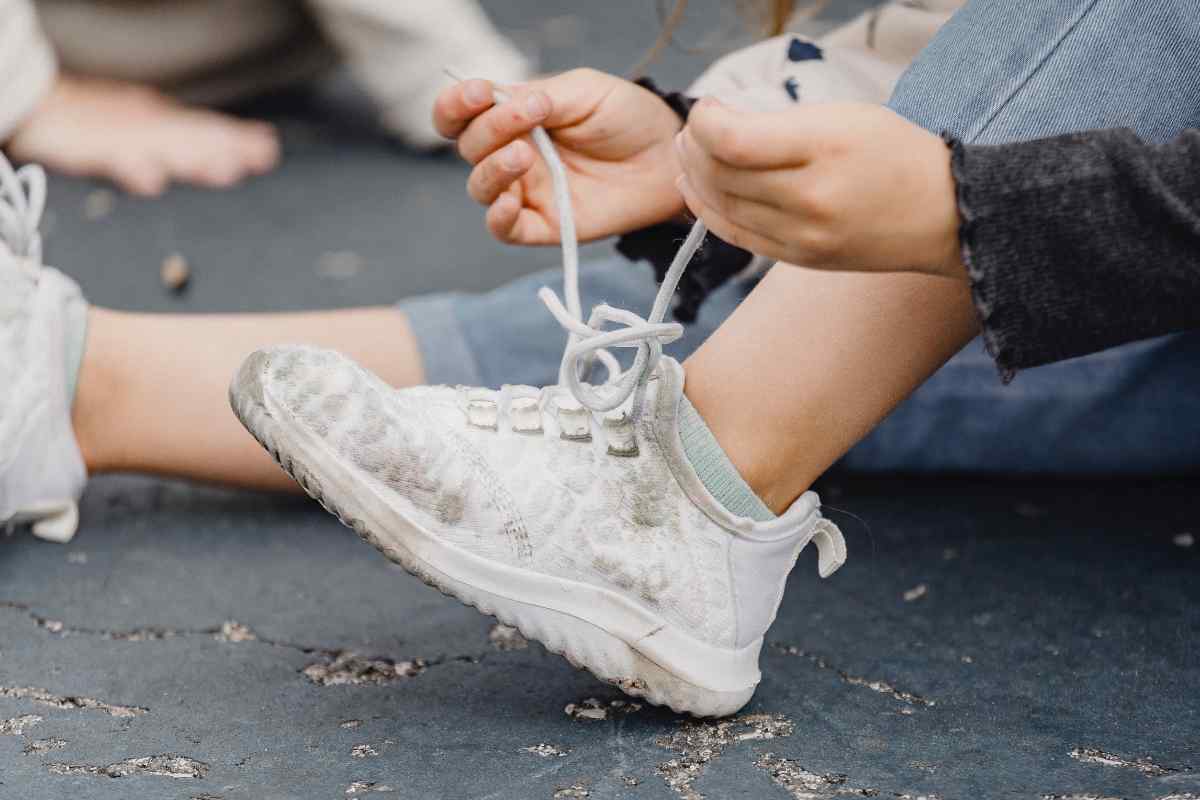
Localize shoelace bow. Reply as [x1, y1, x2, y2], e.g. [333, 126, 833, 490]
[450, 72, 709, 419]
[0, 153, 46, 272]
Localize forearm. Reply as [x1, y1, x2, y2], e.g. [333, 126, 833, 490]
[0, 0, 56, 142]
[952, 129, 1200, 376]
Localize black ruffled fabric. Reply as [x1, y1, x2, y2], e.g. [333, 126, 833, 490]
[615, 78, 756, 323]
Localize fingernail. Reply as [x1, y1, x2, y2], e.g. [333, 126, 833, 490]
[464, 80, 491, 105]
[674, 131, 685, 156]
[675, 174, 689, 193]
[525, 92, 549, 120]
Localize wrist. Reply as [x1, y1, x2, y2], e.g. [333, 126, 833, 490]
[633, 80, 689, 228]
[928, 133, 968, 281]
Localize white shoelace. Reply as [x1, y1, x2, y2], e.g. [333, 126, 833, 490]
[450, 72, 708, 418]
[0, 153, 46, 270]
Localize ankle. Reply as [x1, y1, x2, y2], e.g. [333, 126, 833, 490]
[677, 393, 775, 521]
[743, 459, 806, 517]
[71, 307, 123, 473]
[682, 372, 815, 517]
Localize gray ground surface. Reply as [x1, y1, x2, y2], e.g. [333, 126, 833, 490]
[2, 2, 1198, 799]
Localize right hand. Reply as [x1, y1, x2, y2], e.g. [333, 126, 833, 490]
[5, 75, 280, 196]
[433, 68, 686, 245]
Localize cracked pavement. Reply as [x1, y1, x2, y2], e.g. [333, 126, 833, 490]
[3, 475, 1196, 799]
[2, 2, 1197, 797]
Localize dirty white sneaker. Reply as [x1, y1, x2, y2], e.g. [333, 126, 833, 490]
[231, 348, 845, 717]
[0, 156, 88, 542]
[231, 91, 846, 716]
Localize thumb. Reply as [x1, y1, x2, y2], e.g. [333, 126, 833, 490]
[686, 97, 822, 169]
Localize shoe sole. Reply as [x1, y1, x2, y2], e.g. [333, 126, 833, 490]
[230, 360, 758, 718]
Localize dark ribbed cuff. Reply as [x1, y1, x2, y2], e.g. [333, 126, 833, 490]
[633, 77, 697, 123]
[948, 128, 1200, 378]
[617, 78, 751, 323]
[947, 135, 1017, 382]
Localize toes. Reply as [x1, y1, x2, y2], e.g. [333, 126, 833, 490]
[238, 120, 281, 175]
[158, 111, 281, 189]
[111, 153, 169, 196]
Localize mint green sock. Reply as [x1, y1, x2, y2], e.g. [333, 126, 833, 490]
[677, 394, 775, 522]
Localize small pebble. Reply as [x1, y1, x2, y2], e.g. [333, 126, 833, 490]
[1174, 532, 1194, 548]
[902, 584, 928, 602]
[66, 551, 87, 564]
[161, 253, 191, 293]
[83, 189, 116, 221]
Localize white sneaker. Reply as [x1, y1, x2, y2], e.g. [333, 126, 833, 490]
[0, 156, 88, 542]
[231, 347, 845, 716]
[231, 93, 846, 716]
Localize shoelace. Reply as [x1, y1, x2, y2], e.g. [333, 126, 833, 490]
[450, 72, 708, 419]
[0, 153, 46, 270]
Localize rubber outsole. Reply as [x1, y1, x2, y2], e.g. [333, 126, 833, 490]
[229, 360, 756, 718]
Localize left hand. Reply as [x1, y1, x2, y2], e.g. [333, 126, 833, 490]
[675, 99, 966, 280]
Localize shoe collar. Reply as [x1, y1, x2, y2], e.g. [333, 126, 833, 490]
[649, 356, 822, 543]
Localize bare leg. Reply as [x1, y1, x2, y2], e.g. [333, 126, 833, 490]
[684, 265, 980, 513]
[72, 307, 425, 491]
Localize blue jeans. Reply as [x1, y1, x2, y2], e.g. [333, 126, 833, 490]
[402, 0, 1200, 475]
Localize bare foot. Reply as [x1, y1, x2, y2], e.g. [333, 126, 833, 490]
[5, 75, 281, 195]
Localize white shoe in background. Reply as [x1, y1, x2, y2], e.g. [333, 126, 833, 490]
[0, 155, 88, 542]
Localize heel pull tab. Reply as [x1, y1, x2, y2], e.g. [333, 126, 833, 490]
[811, 518, 846, 578]
[30, 501, 80, 543]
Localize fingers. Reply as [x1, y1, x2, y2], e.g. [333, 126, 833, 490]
[685, 98, 813, 169]
[485, 186, 556, 245]
[466, 140, 534, 205]
[675, 127, 791, 207]
[676, 175, 788, 260]
[433, 78, 497, 140]
[455, 86, 550, 164]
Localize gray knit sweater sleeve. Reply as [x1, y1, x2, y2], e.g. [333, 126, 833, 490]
[950, 129, 1200, 378]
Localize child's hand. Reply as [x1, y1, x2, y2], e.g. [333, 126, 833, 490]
[5, 76, 280, 196]
[675, 100, 965, 279]
[433, 69, 685, 245]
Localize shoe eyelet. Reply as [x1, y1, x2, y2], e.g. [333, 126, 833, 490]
[465, 391, 498, 430]
[556, 404, 592, 442]
[603, 411, 638, 457]
[510, 395, 542, 433]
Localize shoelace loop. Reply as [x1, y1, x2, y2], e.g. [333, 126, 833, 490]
[449, 72, 708, 418]
[0, 153, 46, 270]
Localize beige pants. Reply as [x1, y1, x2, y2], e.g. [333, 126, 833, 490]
[0, 0, 531, 146]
